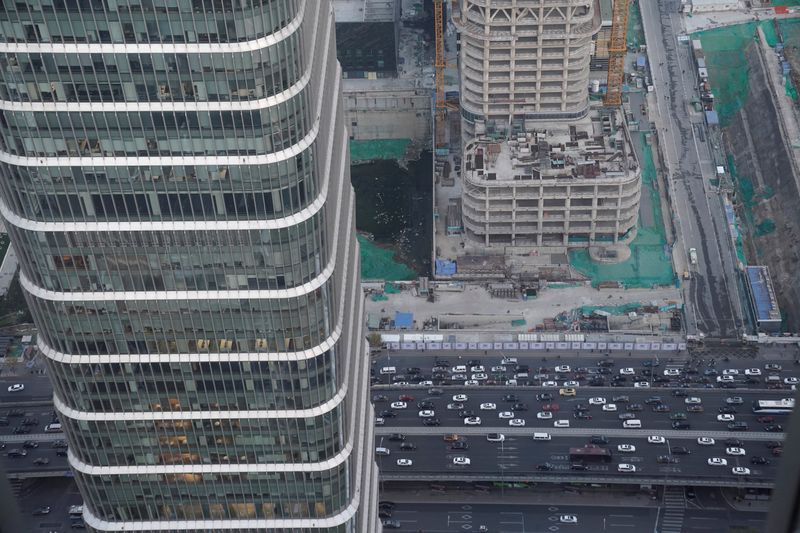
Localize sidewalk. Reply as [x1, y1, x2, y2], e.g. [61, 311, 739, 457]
[380, 486, 660, 508]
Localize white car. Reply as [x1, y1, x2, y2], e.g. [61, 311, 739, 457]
[391, 382, 408, 387]
[501, 357, 518, 365]
[617, 444, 636, 453]
[453, 394, 468, 402]
[509, 418, 525, 427]
[664, 368, 681, 376]
[563, 381, 580, 387]
[498, 411, 515, 419]
[380, 366, 396, 375]
[480, 403, 497, 410]
[726, 447, 746, 456]
[453, 456, 471, 466]
[491, 366, 507, 373]
[7, 384, 24, 393]
[697, 437, 715, 446]
[732, 467, 751, 476]
[716, 375, 734, 383]
[447, 403, 463, 410]
[560, 515, 578, 524]
[602, 404, 617, 412]
[451, 374, 467, 381]
[619, 368, 635, 375]
[634, 381, 650, 388]
[451, 366, 467, 374]
[685, 397, 702, 405]
[543, 381, 558, 387]
[390, 402, 407, 409]
[375, 417, 385, 426]
[471, 373, 488, 381]
[470, 365, 485, 373]
[486, 433, 505, 442]
[464, 417, 482, 425]
[717, 414, 735, 422]
[588, 397, 606, 405]
[396, 459, 413, 467]
[537, 411, 553, 420]
[617, 463, 636, 473]
[419, 380, 433, 387]
[555, 365, 571, 373]
[554, 419, 570, 428]
[708, 457, 728, 466]
[648, 436, 666, 444]
[745, 368, 762, 376]
[785, 377, 799, 385]
[722, 369, 739, 376]
[464, 380, 481, 387]
[418, 410, 435, 418]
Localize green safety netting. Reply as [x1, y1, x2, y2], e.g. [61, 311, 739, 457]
[627, 1, 645, 49]
[358, 235, 416, 281]
[569, 132, 674, 288]
[349, 139, 411, 163]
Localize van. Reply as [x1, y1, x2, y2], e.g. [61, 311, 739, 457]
[44, 423, 63, 433]
[533, 432, 551, 441]
[379, 367, 396, 375]
[623, 419, 642, 429]
[375, 447, 391, 456]
[765, 375, 781, 384]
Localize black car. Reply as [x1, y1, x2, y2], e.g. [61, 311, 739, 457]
[379, 501, 396, 510]
[588, 378, 606, 386]
[657, 455, 678, 464]
[598, 359, 615, 367]
[672, 421, 690, 429]
[751, 456, 770, 465]
[670, 446, 690, 455]
[618, 412, 637, 420]
[653, 404, 671, 413]
[537, 462, 554, 471]
[644, 396, 662, 405]
[764, 424, 783, 432]
[504, 394, 520, 402]
[379, 509, 393, 519]
[669, 413, 687, 421]
[406, 367, 421, 375]
[379, 410, 397, 418]
[12, 427, 30, 434]
[372, 394, 388, 402]
[51, 440, 68, 448]
[512, 403, 529, 411]
[686, 405, 704, 413]
[728, 422, 748, 431]
[6, 409, 23, 417]
[765, 440, 782, 449]
[627, 404, 643, 412]
[589, 435, 608, 445]
[21, 418, 39, 426]
[573, 404, 588, 412]
[612, 395, 630, 403]
[422, 418, 441, 427]
[467, 359, 481, 366]
[400, 442, 417, 451]
[428, 388, 443, 396]
[535, 393, 552, 401]
[726, 438, 744, 447]
[719, 406, 737, 414]
[672, 390, 687, 397]
[515, 364, 530, 373]
[642, 360, 660, 367]
[56, 449, 68, 457]
[382, 519, 401, 529]
[573, 412, 592, 420]
[388, 434, 405, 442]
[32, 506, 51, 516]
[434, 359, 450, 367]
[570, 463, 588, 471]
[22, 441, 38, 449]
[391, 375, 407, 383]
[458, 410, 476, 418]
[451, 441, 469, 450]
[417, 401, 435, 409]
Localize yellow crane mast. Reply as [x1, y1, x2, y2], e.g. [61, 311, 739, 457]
[604, 0, 630, 107]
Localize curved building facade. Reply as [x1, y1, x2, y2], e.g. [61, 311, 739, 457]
[454, 0, 601, 140]
[0, 1, 379, 531]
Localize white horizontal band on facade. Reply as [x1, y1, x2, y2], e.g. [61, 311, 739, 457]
[0, 0, 306, 56]
[0, 69, 312, 113]
[53, 382, 348, 422]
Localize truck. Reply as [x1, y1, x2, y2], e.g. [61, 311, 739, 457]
[689, 248, 698, 266]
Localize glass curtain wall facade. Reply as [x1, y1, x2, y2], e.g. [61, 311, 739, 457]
[0, 0, 379, 531]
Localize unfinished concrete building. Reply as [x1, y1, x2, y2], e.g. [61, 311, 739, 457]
[454, 0, 602, 140]
[461, 117, 641, 249]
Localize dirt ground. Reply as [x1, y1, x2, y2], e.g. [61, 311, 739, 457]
[725, 43, 800, 329]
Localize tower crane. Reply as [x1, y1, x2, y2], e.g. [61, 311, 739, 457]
[604, 0, 631, 107]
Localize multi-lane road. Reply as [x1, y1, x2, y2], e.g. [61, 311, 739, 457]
[640, 0, 745, 338]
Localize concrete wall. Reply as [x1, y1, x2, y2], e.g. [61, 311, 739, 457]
[343, 79, 432, 141]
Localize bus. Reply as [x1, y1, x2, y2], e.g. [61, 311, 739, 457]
[752, 399, 795, 414]
[569, 446, 613, 463]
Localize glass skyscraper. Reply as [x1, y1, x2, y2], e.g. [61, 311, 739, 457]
[0, 1, 379, 531]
